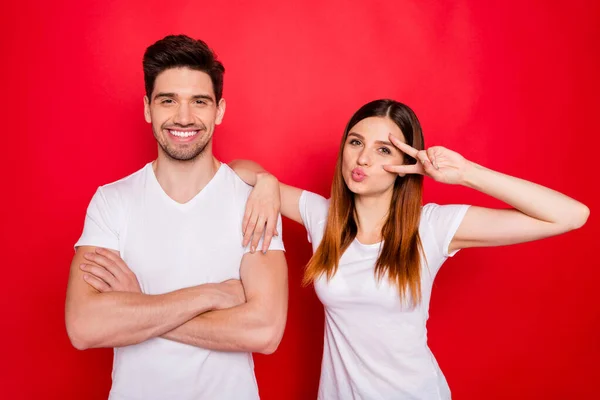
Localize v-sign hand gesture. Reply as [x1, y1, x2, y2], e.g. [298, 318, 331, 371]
[383, 134, 471, 185]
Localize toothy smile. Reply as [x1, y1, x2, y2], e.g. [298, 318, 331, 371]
[169, 130, 199, 138]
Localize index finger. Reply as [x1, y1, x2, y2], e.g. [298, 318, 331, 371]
[94, 248, 129, 275]
[389, 134, 418, 158]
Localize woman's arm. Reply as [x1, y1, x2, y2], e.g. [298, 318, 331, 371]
[229, 160, 306, 252]
[384, 135, 589, 253]
[448, 162, 588, 252]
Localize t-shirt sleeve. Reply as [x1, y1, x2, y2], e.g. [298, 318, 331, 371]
[298, 190, 329, 244]
[74, 187, 121, 251]
[236, 174, 285, 254]
[243, 213, 285, 254]
[421, 203, 470, 258]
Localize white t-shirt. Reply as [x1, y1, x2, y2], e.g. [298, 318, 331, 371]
[75, 162, 284, 400]
[299, 190, 469, 400]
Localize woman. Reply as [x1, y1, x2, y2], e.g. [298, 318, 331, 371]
[231, 99, 589, 399]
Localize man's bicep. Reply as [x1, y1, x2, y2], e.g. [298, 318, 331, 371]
[240, 250, 288, 318]
[67, 247, 98, 298]
[66, 247, 120, 313]
[65, 246, 101, 339]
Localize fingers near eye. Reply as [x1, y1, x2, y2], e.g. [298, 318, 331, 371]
[426, 148, 439, 169]
[388, 134, 418, 157]
[416, 150, 431, 165]
[383, 164, 421, 175]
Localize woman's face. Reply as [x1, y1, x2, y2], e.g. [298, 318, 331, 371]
[341, 116, 407, 197]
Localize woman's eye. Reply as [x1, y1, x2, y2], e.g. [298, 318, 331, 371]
[379, 147, 391, 155]
[349, 139, 361, 146]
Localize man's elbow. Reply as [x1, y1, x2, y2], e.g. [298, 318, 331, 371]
[65, 313, 101, 350]
[69, 337, 92, 351]
[257, 332, 282, 355]
[66, 321, 92, 350]
[254, 319, 285, 355]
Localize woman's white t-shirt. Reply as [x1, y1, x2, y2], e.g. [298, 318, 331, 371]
[299, 190, 470, 400]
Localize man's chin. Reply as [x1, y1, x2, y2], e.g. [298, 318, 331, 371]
[157, 143, 204, 162]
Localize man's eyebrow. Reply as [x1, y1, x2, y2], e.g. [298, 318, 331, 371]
[153, 93, 215, 102]
[153, 92, 176, 100]
[191, 94, 214, 102]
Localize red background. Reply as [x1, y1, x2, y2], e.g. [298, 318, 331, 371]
[1, 0, 598, 399]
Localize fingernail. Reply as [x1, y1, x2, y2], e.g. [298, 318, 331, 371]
[251, 246, 255, 253]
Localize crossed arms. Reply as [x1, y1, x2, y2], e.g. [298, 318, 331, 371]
[65, 246, 288, 354]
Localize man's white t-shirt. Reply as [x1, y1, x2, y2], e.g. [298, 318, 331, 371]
[299, 190, 469, 400]
[75, 162, 284, 400]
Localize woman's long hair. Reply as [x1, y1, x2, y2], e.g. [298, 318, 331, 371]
[304, 99, 426, 306]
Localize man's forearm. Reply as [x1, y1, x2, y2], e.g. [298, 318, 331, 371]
[162, 299, 286, 354]
[66, 285, 216, 350]
[162, 251, 289, 354]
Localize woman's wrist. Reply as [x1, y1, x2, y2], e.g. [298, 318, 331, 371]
[461, 160, 487, 189]
[256, 171, 278, 185]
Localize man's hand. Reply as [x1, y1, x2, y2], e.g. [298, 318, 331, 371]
[80, 248, 142, 293]
[80, 249, 245, 310]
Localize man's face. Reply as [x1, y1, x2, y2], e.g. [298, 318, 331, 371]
[144, 67, 225, 161]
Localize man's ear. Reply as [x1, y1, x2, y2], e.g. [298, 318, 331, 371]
[215, 98, 226, 125]
[144, 95, 151, 123]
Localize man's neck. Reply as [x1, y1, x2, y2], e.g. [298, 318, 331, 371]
[152, 150, 221, 204]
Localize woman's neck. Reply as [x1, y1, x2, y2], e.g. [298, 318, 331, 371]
[354, 189, 393, 244]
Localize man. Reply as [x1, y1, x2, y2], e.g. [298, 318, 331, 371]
[65, 35, 288, 400]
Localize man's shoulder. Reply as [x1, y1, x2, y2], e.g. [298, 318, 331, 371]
[218, 164, 253, 197]
[96, 163, 150, 204]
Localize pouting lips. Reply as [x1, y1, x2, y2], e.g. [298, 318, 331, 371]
[351, 168, 366, 182]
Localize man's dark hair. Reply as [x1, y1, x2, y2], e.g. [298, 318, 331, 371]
[143, 35, 225, 102]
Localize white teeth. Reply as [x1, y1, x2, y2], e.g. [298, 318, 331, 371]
[169, 130, 198, 138]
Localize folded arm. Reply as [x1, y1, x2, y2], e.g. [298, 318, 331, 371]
[161, 250, 288, 354]
[65, 246, 219, 350]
